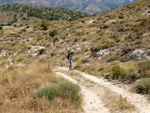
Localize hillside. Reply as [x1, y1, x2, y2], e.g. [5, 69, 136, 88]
[0, 0, 134, 14]
[0, 4, 89, 25]
[0, 0, 150, 112]
[0, 0, 149, 78]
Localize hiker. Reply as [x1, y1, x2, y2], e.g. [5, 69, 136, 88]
[67, 50, 74, 70]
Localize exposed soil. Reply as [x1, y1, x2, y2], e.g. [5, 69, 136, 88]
[55, 67, 150, 113]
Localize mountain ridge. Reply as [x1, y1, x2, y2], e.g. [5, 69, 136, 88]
[0, 0, 136, 14]
[0, 3, 89, 25]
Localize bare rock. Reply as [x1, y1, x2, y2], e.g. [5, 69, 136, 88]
[146, 50, 150, 59]
[127, 49, 145, 61]
[27, 46, 45, 57]
[86, 19, 95, 24]
[0, 50, 8, 58]
[93, 49, 109, 58]
[144, 10, 150, 15]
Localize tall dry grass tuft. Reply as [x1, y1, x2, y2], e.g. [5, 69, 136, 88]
[0, 61, 82, 113]
[103, 91, 135, 113]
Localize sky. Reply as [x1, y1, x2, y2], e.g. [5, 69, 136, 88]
[130, 0, 136, 2]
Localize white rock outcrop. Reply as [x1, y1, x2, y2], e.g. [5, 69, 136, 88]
[95, 49, 110, 59]
[27, 46, 45, 57]
[127, 49, 145, 61]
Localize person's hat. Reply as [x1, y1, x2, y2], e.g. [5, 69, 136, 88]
[71, 50, 74, 52]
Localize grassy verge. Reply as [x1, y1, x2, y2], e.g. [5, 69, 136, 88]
[103, 90, 135, 112]
[136, 78, 150, 94]
[34, 80, 81, 102]
[0, 61, 82, 113]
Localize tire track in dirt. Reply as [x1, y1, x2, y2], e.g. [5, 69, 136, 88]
[58, 67, 150, 113]
[55, 71, 110, 113]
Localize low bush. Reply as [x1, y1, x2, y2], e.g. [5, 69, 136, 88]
[41, 20, 50, 30]
[136, 78, 150, 94]
[111, 65, 126, 79]
[53, 37, 59, 43]
[108, 55, 120, 62]
[101, 43, 109, 49]
[114, 38, 121, 42]
[119, 15, 124, 19]
[50, 30, 58, 37]
[90, 44, 101, 53]
[0, 26, 3, 30]
[74, 63, 82, 69]
[26, 25, 30, 28]
[21, 29, 26, 32]
[119, 95, 134, 110]
[34, 81, 81, 102]
[138, 61, 150, 77]
[103, 25, 108, 29]
[81, 58, 90, 63]
[76, 32, 83, 36]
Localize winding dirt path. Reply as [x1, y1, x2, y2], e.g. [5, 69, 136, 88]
[55, 67, 150, 113]
[55, 71, 110, 113]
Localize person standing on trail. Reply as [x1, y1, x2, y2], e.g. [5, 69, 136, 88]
[67, 50, 74, 70]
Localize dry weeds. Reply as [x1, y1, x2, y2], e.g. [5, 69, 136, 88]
[102, 89, 135, 113]
[0, 61, 82, 113]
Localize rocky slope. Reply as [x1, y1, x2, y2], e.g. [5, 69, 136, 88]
[0, 0, 135, 14]
[1, 0, 150, 113]
[0, 0, 150, 83]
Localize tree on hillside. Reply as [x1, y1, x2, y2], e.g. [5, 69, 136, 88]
[41, 20, 50, 30]
[49, 30, 58, 37]
[0, 26, 3, 30]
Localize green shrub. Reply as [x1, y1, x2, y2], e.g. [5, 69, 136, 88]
[120, 95, 127, 103]
[50, 30, 58, 37]
[0, 26, 3, 30]
[76, 32, 83, 36]
[34, 81, 81, 102]
[8, 22, 12, 26]
[41, 20, 50, 30]
[90, 44, 101, 53]
[103, 25, 108, 29]
[81, 58, 90, 63]
[20, 24, 23, 27]
[108, 55, 120, 62]
[101, 43, 109, 49]
[74, 63, 81, 69]
[21, 29, 26, 32]
[138, 61, 150, 77]
[51, 51, 57, 57]
[136, 78, 150, 94]
[53, 37, 59, 43]
[26, 25, 30, 28]
[119, 15, 124, 19]
[111, 65, 126, 79]
[11, 42, 16, 46]
[114, 38, 121, 42]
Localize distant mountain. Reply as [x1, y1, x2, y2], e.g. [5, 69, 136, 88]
[130, 0, 137, 2]
[0, 0, 137, 14]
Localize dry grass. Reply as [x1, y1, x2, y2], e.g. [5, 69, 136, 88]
[103, 90, 135, 113]
[0, 61, 82, 113]
[79, 59, 111, 77]
[59, 68, 136, 112]
[61, 70, 80, 77]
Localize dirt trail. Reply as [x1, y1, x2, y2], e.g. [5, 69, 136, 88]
[56, 67, 150, 113]
[55, 71, 110, 113]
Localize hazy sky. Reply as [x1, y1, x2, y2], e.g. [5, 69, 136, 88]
[130, 0, 135, 2]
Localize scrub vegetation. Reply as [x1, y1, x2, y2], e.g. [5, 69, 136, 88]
[0, 60, 82, 113]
